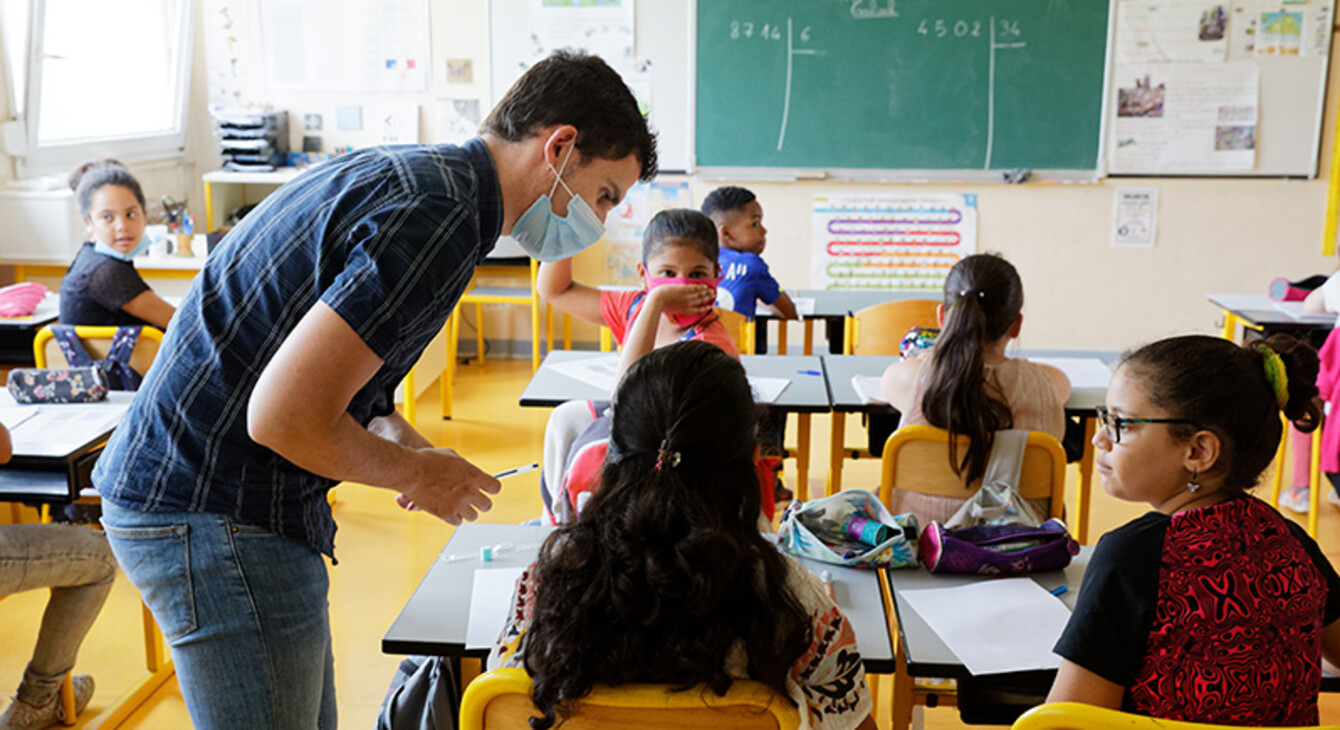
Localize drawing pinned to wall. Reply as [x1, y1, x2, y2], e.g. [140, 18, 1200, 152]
[336, 105, 363, 131]
[810, 194, 978, 292]
[434, 99, 481, 146]
[204, 0, 257, 106]
[1256, 10, 1301, 54]
[527, 0, 635, 65]
[1112, 188, 1159, 247]
[261, 0, 430, 94]
[370, 103, 419, 144]
[603, 181, 691, 285]
[446, 58, 474, 84]
[1109, 62, 1258, 172]
[1114, 0, 1229, 63]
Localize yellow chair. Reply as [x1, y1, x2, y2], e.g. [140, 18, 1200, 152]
[826, 299, 940, 494]
[880, 425, 1067, 730]
[844, 299, 939, 356]
[33, 325, 163, 376]
[1012, 701, 1340, 730]
[460, 667, 800, 730]
[30, 324, 176, 729]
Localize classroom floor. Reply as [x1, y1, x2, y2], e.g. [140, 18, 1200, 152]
[3, 356, 1340, 729]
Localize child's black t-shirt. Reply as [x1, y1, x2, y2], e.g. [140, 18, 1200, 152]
[59, 242, 152, 327]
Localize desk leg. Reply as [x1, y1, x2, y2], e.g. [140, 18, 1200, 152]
[1309, 427, 1322, 538]
[878, 571, 914, 730]
[563, 314, 572, 350]
[86, 602, 176, 729]
[1077, 418, 1096, 545]
[402, 369, 417, 426]
[803, 320, 814, 356]
[1220, 310, 1239, 341]
[777, 320, 789, 355]
[827, 413, 846, 496]
[204, 180, 215, 232]
[13, 265, 25, 283]
[796, 414, 812, 502]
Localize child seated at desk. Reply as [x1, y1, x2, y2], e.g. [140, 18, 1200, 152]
[0, 422, 115, 730]
[59, 160, 175, 330]
[1049, 334, 1340, 725]
[880, 253, 1070, 523]
[701, 186, 797, 322]
[536, 208, 737, 524]
[490, 341, 875, 730]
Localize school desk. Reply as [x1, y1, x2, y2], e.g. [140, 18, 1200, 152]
[821, 352, 1112, 544]
[519, 350, 832, 500]
[0, 390, 133, 515]
[757, 289, 933, 355]
[1208, 293, 1335, 344]
[382, 522, 896, 675]
[5, 251, 210, 284]
[0, 293, 58, 365]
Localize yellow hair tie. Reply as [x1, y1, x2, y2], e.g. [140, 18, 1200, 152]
[1256, 345, 1289, 409]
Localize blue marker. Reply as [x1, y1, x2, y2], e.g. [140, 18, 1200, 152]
[1049, 585, 1068, 597]
[797, 369, 822, 376]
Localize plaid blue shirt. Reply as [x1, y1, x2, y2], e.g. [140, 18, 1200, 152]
[94, 140, 503, 557]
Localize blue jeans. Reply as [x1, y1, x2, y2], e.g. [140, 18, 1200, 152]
[101, 500, 337, 729]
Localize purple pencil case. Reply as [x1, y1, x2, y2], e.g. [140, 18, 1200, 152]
[920, 518, 1078, 575]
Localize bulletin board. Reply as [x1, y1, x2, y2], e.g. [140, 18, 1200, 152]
[1106, 0, 1336, 177]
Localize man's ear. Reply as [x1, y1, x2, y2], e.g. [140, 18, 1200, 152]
[542, 125, 580, 167]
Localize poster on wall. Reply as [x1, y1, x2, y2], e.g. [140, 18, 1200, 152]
[810, 193, 978, 292]
[261, 0, 430, 94]
[204, 0, 258, 106]
[604, 181, 692, 285]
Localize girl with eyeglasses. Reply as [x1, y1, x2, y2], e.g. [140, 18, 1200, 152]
[1048, 333, 1340, 724]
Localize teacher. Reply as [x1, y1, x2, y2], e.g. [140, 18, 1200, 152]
[93, 50, 656, 729]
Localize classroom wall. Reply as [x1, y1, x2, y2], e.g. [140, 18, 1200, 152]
[3, 2, 1338, 355]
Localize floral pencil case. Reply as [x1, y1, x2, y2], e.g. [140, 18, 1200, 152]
[7, 367, 108, 404]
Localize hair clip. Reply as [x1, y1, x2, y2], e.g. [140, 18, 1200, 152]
[1254, 344, 1289, 408]
[958, 288, 985, 299]
[654, 438, 681, 472]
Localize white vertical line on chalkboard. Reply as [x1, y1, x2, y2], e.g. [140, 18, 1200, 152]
[778, 17, 794, 151]
[986, 16, 996, 169]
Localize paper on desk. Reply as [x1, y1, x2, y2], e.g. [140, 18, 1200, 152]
[901, 578, 1071, 675]
[1026, 358, 1112, 391]
[748, 376, 789, 404]
[466, 567, 527, 650]
[851, 375, 888, 405]
[548, 355, 620, 394]
[0, 406, 39, 431]
[758, 297, 816, 318]
[1271, 300, 1339, 325]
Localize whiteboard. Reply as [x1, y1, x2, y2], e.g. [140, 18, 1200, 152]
[487, 0, 694, 173]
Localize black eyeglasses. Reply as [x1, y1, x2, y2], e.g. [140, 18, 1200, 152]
[1095, 406, 1200, 444]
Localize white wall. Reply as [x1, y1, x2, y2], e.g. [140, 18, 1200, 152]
[2, 1, 1337, 355]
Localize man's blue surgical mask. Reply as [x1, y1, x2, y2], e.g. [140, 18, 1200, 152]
[510, 144, 606, 262]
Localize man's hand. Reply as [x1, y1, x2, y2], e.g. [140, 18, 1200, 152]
[395, 447, 502, 524]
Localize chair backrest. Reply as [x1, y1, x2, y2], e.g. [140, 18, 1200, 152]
[879, 424, 1066, 518]
[33, 325, 164, 377]
[1011, 701, 1340, 730]
[714, 307, 754, 355]
[460, 668, 800, 730]
[848, 299, 939, 355]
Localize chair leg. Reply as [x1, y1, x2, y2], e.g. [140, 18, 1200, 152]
[563, 314, 572, 350]
[442, 310, 457, 420]
[531, 298, 541, 372]
[474, 303, 485, 363]
[1308, 426, 1322, 538]
[402, 369, 416, 426]
[58, 673, 75, 726]
[546, 304, 555, 357]
[1270, 414, 1287, 507]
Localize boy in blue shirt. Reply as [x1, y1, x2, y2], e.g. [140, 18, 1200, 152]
[702, 187, 797, 324]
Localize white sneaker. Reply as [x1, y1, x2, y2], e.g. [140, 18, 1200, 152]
[1279, 484, 1310, 514]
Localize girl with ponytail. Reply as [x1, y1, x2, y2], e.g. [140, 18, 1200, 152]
[489, 341, 875, 730]
[1049, 334, 1340, 724]
[881, 253, 1070, 522]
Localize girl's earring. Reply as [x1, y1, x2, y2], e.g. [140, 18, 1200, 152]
[1187, 469, 1201, 493]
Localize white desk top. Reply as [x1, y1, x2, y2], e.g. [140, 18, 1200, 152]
[202, 167, 307, 185]
[0, 390, 133, 459]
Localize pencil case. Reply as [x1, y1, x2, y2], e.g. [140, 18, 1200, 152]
[778, 489, 920, 569]
[920, 518, 1077, 575]
[7, 367, 108, 404]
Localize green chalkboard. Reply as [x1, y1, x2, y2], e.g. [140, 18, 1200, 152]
[695, 0, 1110, 172]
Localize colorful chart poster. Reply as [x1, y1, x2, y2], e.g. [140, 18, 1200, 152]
[810, 193, 978, 291]
[604, 181, 692, 284]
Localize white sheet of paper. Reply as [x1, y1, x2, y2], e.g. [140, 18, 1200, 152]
[465, 567, 527, 650]
[748, 375, 790, 404]
[757, 297, 816, 318]
[548, 354, 621, 394]
[901, 578, 1072, 675]
[851, 375, 888, 405]
[1271, 300, 1338, 324]
[0, 406, 39, 431]
[1026, 358, 1112, 391]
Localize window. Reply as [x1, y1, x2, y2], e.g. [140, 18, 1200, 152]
[2, 0, 193, 174]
